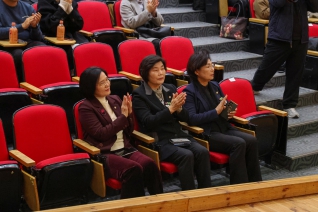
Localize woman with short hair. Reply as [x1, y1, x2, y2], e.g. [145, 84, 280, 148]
[79, 67, 163, 199]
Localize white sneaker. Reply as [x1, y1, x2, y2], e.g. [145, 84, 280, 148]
[284, 108, 299, 118]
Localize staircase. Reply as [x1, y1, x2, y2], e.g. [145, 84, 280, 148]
[158, 1, 318, 172]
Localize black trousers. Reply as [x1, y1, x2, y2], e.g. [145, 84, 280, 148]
[208, 128, 262, 184]
[251, 39, 308, 109]
[1, 40, 46, 82]
[163, 140, 211, 190]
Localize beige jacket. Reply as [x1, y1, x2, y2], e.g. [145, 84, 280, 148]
[253, 0, 270, 20]
[120, 0, 164, 29]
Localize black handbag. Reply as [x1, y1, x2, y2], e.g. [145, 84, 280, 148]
[136, 22, 171, 39]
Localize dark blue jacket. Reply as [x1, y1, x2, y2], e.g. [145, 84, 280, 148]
[183, 81, 233, 135]
[268, 0, 318, 43]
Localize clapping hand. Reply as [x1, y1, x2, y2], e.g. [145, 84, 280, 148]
[121, 95, 129, 117]
[169, 92, 186, 113]
[147, 0, 159, 16]
[30, 12, 42, 28]
[216, 95, 227, 115]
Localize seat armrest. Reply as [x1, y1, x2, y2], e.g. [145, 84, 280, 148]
[234, 126, 256, 137]
[214, 64, 224, 70]
[72, 76, 80, 82]
[307, 50, 318, 57]
[231, 116, 249, 125]
[20, 82, 42, 95]
[167, 67, 185, 76]
[179, 122, 204, 134]
[114, 26, 135, 34]
[161, 24, 174, 31]
[30, 97, 43, 104]
[79, 30, 93, 37]
[9, 150, 35, 168]
[249, 18, 269, 24]
[118, 71, 142, 81]
[73, 139, 100, 155]
[308, 18, 318, 23]
[132, 130, 154, 144]
[258, 105, 287, 117]
[193, 137, 209, 149]
[137, 145, 160, 169]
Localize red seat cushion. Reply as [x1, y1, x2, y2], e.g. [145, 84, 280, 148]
[35, 153, 89, 169]
[106, 178, 122, 190]
[240, 110, 272, 119]
[0, 160, 18, 165]
[160, 162, 178, 174]
[209, 152, 229, 164]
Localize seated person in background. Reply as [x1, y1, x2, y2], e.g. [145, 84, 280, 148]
[132, 55, 211, 191]
[38, 0, 88, 73]
[183, 50, 262, 185]
[0, 0, 45, 82]
[253, 0, 270, 20]
[120, 0, 164, 54]
[79, 67, 163, 199]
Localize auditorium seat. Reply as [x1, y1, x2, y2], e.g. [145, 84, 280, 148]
[118, 39, 177, 88]
[9, 104, 93, 211]
[73, 42, 132, 98]
[0, 50, 32, 147]
[219, 78, 288, 163]
[21, 46, 83, 136]
[0, 120, 23, 212]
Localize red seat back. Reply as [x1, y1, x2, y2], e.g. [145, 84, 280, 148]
[309, 24, 318, 37]
[160, 36, 194, 71]
[249, 0, 256, 18]
[13, 105, 74, 163]
[118, 40, 156, 75]
[73, 100, 84, 139]
[74, 42, 118, 76]
[114, 0, 123, 27]
[219, 78, 257, 117]
[32, 2, 37, 12]
[0, 51, 19, 89]
[22, 46, 71, 88]
[0, 120, 8, 161]
[78, 1, 113, 32]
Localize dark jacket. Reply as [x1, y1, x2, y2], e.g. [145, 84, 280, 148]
[268, 0, 318, 43]
[183, 81, 233, 135]
[132, 82, 192, 160]
[38, 0, 83, 38]
[79, 95, 134, 152]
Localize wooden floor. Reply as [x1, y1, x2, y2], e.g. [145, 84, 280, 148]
[44, 175, 318, 212]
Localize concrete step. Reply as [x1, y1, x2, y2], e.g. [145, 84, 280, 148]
[272, 132, 318, 171]
[165, 22, 219, 38]
[223, 69, 286, 89]
[209, 51, 262, 72]
[191, 37, 250, 53]
[159, 7, 205, 23]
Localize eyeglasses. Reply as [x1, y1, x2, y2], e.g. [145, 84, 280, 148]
[97, 78, 110, 86]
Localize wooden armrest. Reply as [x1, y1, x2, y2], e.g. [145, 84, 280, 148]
[79, 30, 93, 37]
[258, 105, 287, 117]
[179, 122, 204, 134]
[137, 145, 160, 169]
[114, 26, 135, 34]
[161, 24, 174, 31]
[132, 130, 154, 144]
[30, 97, 43, 104]
[20, 82, 42, 95]
[194, 137, 209, 149]
[234, 126, 255, 137]
[9, 150, 35, 167]
[308, 18, 318, 23]
[72, 76, 80, 82]
[167, 67, 185, 76]
[307, 50, 318, 57]
[73, 139, 100, 155]
[249, 18, 269, 24]
[214, 64, 224, 70]
[232, 116, 249, 125]
[118, 71, 142, 81]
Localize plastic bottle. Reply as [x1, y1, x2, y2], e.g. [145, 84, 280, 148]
[56, 20, 65, 41]
[9, 22, 18, 44]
